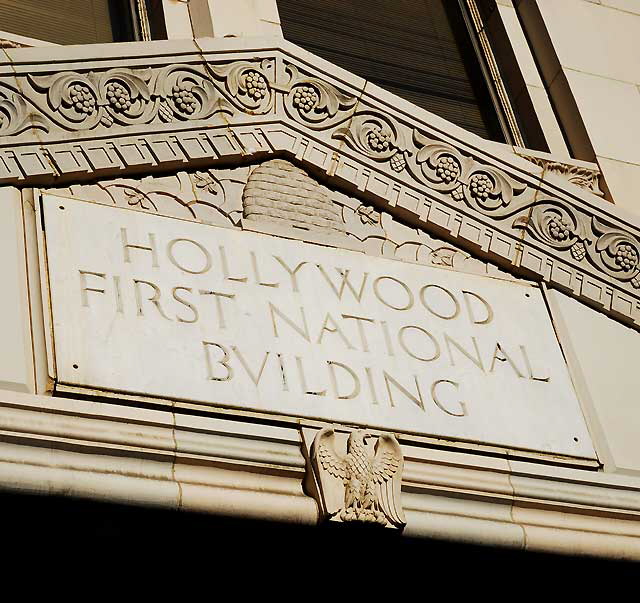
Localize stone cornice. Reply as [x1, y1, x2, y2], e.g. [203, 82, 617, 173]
[1, 37, 640, 330]
[515, 147, 605, 198]
[2, 390, 640, 559]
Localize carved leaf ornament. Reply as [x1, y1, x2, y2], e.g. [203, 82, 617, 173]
[593, 218, 640, 287]
[1, 49, 640, 327]
[411, 130, 527, 213]
[30, 69, 156, 129]
[284, 64, 357, 129]
[210, 59, 274, 114]
[334, 113, 409, 172]
[0, 88, 47, 135]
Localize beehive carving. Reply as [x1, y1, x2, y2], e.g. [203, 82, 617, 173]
[242, 159, 345, 236]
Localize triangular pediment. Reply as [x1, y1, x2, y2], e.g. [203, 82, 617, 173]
[54, 157, 504, 282]
[0, 37, 639, 329]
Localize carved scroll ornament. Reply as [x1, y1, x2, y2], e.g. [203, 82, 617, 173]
[2, 44, 640, 330]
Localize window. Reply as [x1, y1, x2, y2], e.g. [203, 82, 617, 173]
[0, 0, 166, 45]
[277, 0, 511, 142]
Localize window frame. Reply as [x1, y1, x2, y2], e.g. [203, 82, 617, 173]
[0, 0, 165, 47]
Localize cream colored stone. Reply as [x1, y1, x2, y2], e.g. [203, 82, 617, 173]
[161, 0, 194, 39]
[175, 425, 305, 470]
[1, 37, 203, 66]
[174, 462, 305, 494]
[42, 195, 594, 458]
[0, 457, 181, 508]
[174, 410, 302, 444]
[535, 0, 640, 83]
[546, 69, 594, 161]
[0, 388, 312, 517]
[1, 389, 640, 557]
[178, 481, 317, 523]
[547, 289, 640, 473]
[516, 147, 603, 196]
[601, 0, 640, 15]
[513, 505, 640, 559]
[22, 189, 50, 394]
[559, 68, 640, 164]
[598, 156, 640, 210]
[0, 188, 34, 393]
[508, 459, 640, 512]
[190, 0, 282, 39]
[48, 163, 506, 279]
[516, 0, 563, 83]
[186, 0, 214, 38]
[1, 36, 634, 336]
[311, 428, 405, 527]
[508, 457, 640, 491]
[403, 492, 525, 549]
[0, 29, 57, 47]
[360, 79, 546, 181]
[0, 386, 169, 420]
[492, 4, 545, 89]
[0, 8, 640, 559]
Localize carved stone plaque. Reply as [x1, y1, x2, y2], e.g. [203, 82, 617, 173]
[43, 195, 596, 459]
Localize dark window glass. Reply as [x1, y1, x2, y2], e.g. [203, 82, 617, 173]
[277, 0, 505, 141]
[144, 0, 168, 40]
[0, 0, 135, 44]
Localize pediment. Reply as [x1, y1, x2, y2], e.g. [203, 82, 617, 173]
[0, 37, 639, 330]
[53, 158, 505, 281]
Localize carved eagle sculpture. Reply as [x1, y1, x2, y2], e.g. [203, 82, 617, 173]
[311, 427, 405, 529]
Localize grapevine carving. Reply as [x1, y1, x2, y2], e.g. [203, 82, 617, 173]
[284, 64, 357, 129]
[514, 203, 590, 262]
[334, 113, 410, 172]
[0, 52, 638, 314]
[514, 203, 640, 287]
[209, 60, 274, 114]
[412, 130, 527, 213]
[156, 65, 230, 122]
[30, 69, 157, 129]
[592, 218, 640, 288]
[0, 87, 47, 135]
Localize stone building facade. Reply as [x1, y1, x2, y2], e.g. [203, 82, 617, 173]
[0, 0, 639, 566]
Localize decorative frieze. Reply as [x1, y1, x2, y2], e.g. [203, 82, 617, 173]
[0, 40, 638, 331]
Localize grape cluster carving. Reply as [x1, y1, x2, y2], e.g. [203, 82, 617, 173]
[468, 173, 493, 201]
[548, 217, 572, 242]
[106, 82, 132, 112]
[293, 85, 319, 113]
[615, 243, 638, 272]
[435, 155, 460, 184]
[171, 83, 198, 114]
[367, 127, 393, 153]
[244, 70, 268, 101]
[69, 83, 96, 115]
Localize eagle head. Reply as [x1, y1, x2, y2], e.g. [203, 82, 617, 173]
[347, 430, 371, 451]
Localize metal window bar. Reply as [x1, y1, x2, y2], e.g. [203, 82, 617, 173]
[459, 0, 526, 148]
[129, 0, 152, 41]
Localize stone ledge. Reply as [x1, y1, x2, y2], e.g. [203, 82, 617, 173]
[514, 146, 605, 197]
[2, 390, 638, 558]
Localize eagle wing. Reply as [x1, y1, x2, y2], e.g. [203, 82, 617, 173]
[311, 427, 348, 517]
[371, 434, 405, 527]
